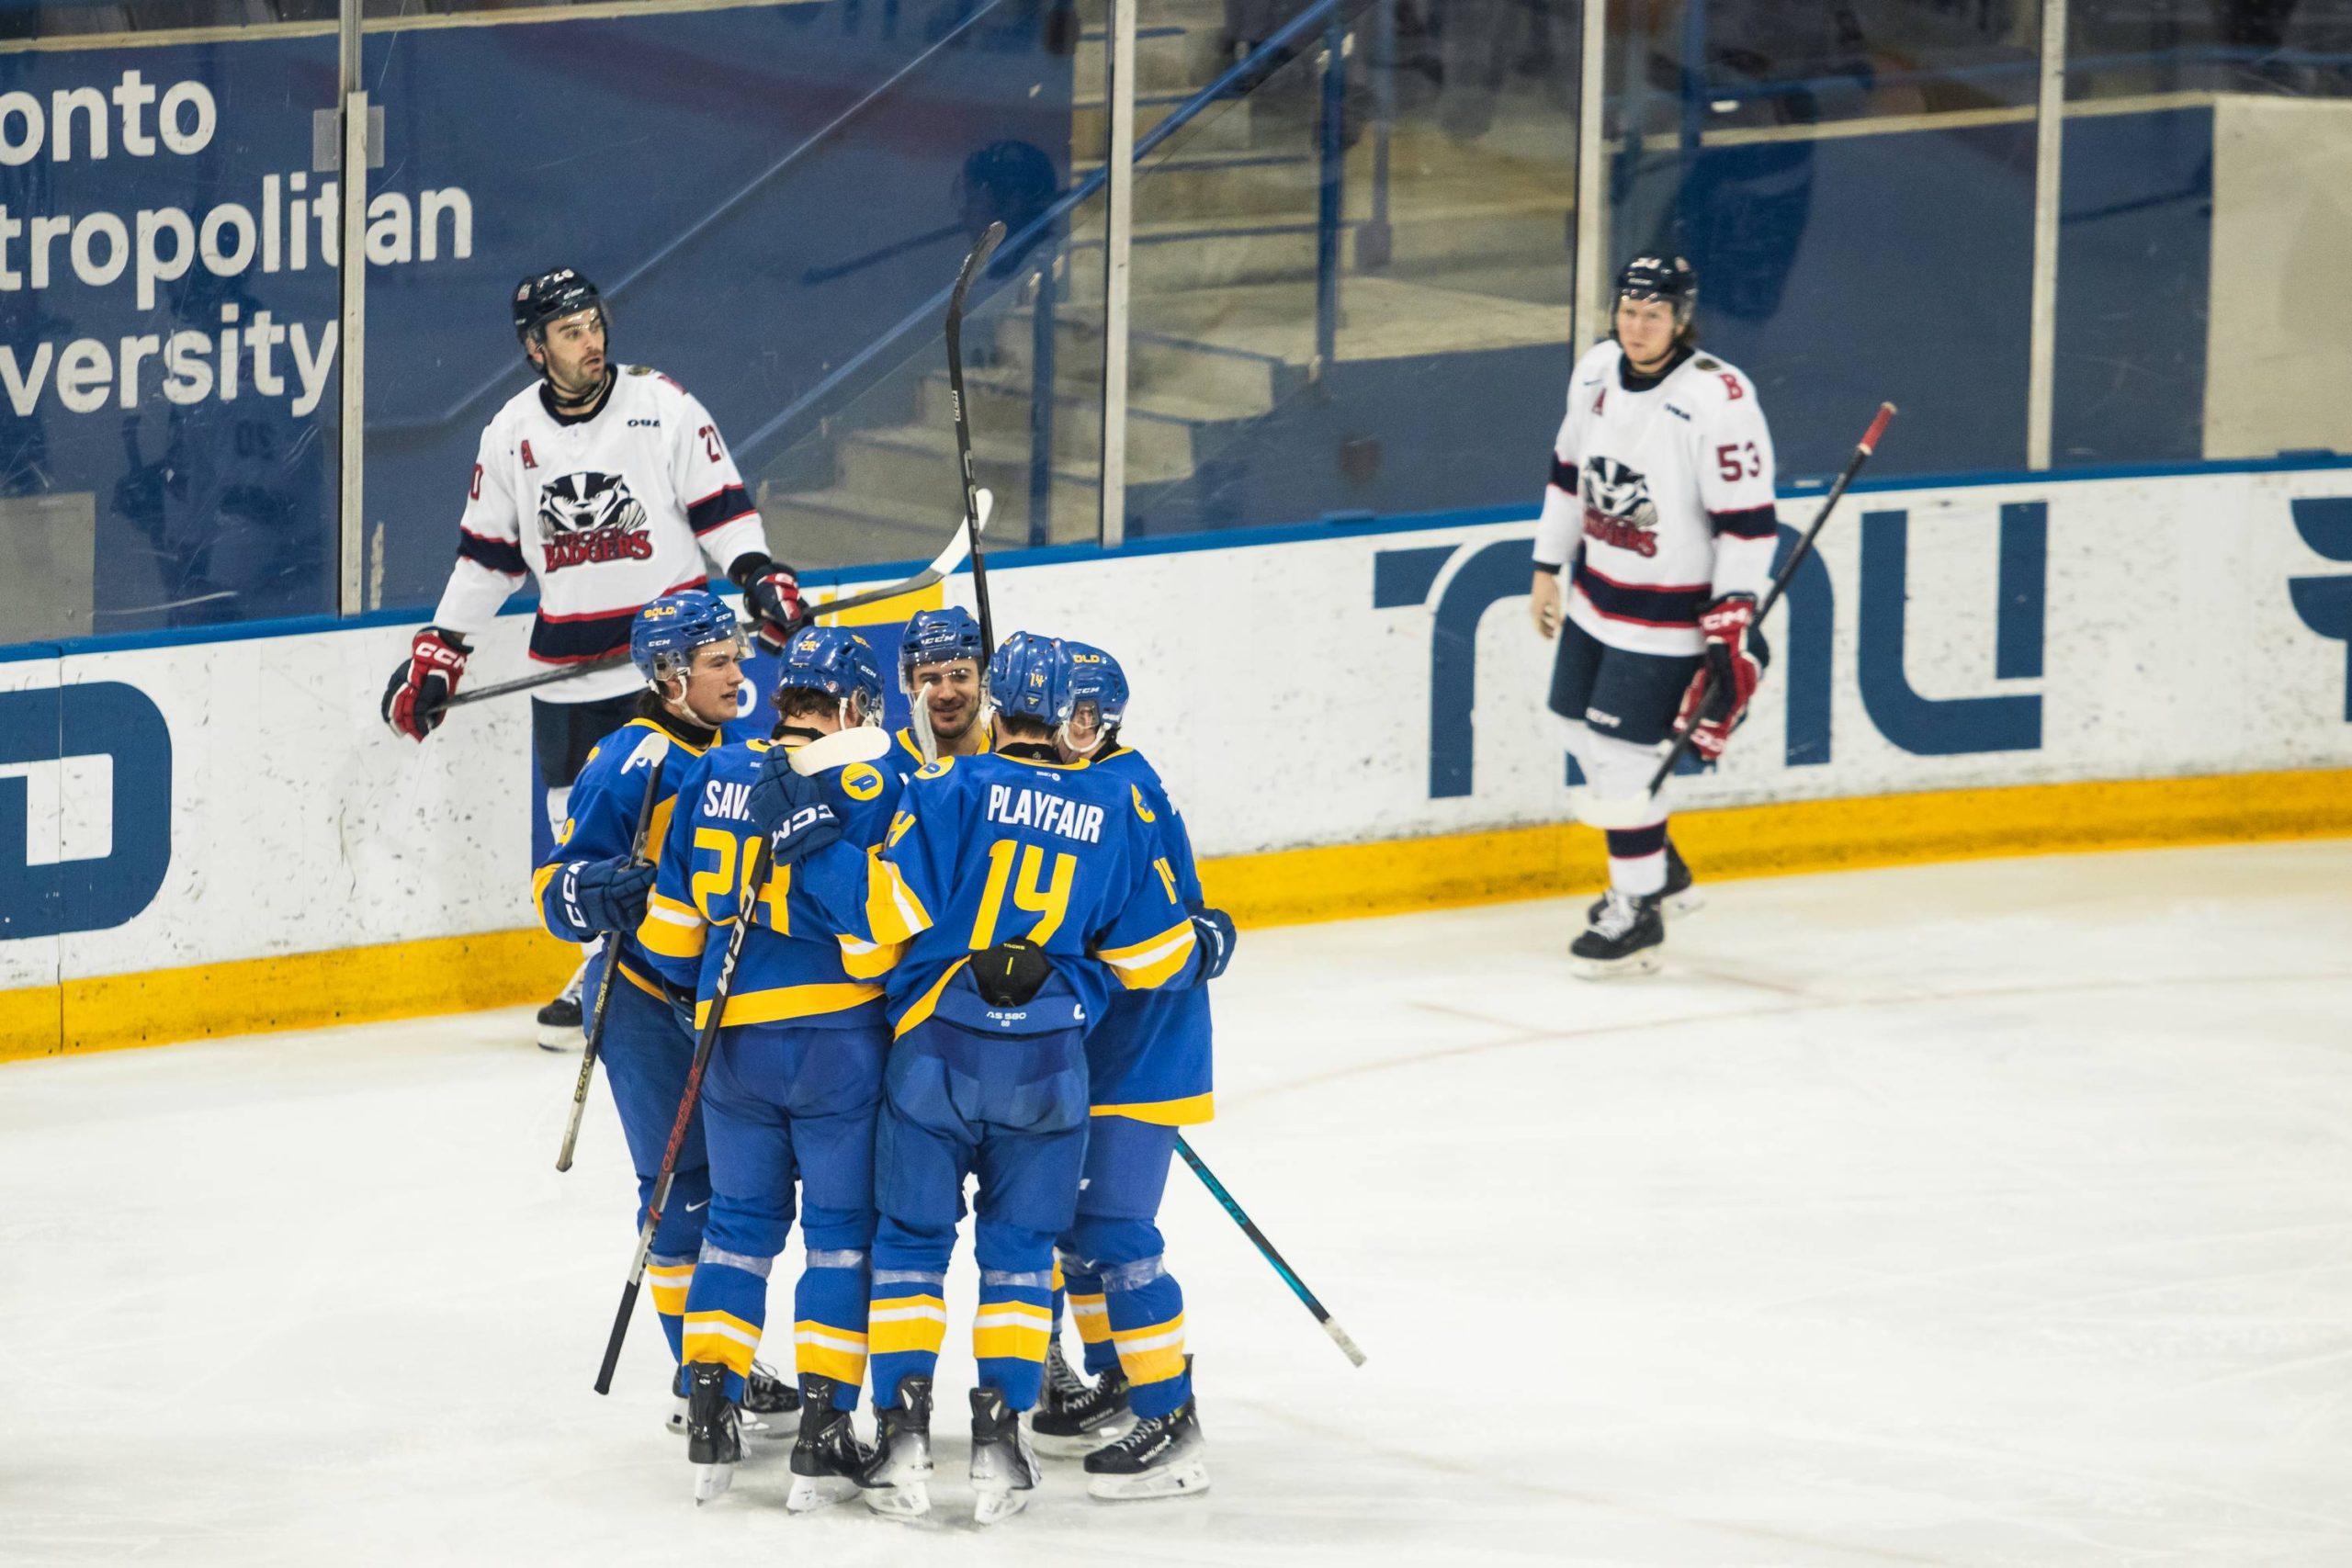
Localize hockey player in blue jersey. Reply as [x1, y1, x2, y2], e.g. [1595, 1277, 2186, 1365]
[776, 632, 1205, 1525]
[633, 626, 906, 1508]
[1028, 642, 1232, 1498]
[530, 591, 797, 1434]
[892, 605, 993, 767]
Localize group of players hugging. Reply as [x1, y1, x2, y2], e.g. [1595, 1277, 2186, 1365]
[379, 268, 1234, 1523]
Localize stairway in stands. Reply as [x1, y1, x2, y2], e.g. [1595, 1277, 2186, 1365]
[759, 0, 1577, 569]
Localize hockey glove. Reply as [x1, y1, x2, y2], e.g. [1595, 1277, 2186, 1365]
[747, 749, 843, 864]
[552, 854, 658, 939]
[381, 626, 471, 742]
[729, 553, 805, 654]
[1191, 907, 1238, 981]
[1672, 593, 1770, 762]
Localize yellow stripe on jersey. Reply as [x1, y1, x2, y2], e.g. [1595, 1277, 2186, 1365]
[681, 1309, 763, 1376]
[1097, 918, 1198, 990]
[865, 852, 933, 945]
[867, 1295, 948, 1357]
[530, 862, 561, 924]
[836, 933, 906, 981]
[615, 962, 671, 1003]
[1110, 1311, 1187, 1386]
[636, 891, 707, 960]
[695, 981, 884, 1031]
[1091, 1092, 1215, 1127]
[890, 957, 970, 1038]
[971, 1300, 1053, 1364]
[794, 1320, 869, 1387]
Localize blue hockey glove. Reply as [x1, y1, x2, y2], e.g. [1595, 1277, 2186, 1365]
[748, 748, 843, 867]
[1191, 907, 1237, 981]
[553, 854, 657, 939]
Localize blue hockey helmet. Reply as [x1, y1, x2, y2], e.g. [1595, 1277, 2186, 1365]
[985, 630, 1075, 728]
[1615, 254, 1697, 328]
[775, 624, 886, 716]
[898, 605, 987, 692]
[1062, 640, 1128, 730]
[631, 590, 745, 687]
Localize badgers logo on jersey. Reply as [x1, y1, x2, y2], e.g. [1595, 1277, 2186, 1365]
[538, 472, 654, 570]
[1581, 456, 1660, 558]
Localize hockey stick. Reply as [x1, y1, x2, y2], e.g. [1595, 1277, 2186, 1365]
[1643, 401, 1897, 794]
[945, 220, 1005, 658]
[432, 504, 992, 715]
[592, 825, 786, 1394]
[555, 729, 670, 1173]
[1176, 1136, 1367, 1368]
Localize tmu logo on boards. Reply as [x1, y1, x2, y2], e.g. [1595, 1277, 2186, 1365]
[1374, 504, 2053, 801]
[0, 682, 172, 941]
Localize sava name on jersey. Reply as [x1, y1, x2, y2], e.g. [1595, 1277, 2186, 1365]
[430, 365, 771, 702]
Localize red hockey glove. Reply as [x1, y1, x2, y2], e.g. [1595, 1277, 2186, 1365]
[1672, 594, 1769, 761]
[380, 626, 470, 742]
[729, 553, 804, 653]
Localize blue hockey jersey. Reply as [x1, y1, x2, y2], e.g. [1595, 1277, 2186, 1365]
[635, 726, 907, 1030]
[847, 750, 1199, 1037]
[1085, 745, 1215, 1125]
[531, 711, 761, 1001]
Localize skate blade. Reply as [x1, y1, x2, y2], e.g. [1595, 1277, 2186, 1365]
[785, 1473, 862, 1513]
[972, 1484, 1030, 1526]
[1087, 1458, 1210, 1501]
[1571, 949, 1662, 981]
[693, 1463, 734, 1504]
[1665, 887, 1705, 919]
[537, 1032, 581, 1052]
[863, 1481, 932, 1519]
[1030, 1420, 1130, 1460]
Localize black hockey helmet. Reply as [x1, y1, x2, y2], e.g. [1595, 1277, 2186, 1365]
[1615, 254, 1697, 328]
[512, 266, 606, 346]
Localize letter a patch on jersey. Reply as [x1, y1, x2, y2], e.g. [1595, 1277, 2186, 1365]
[520, 440, 538, 469]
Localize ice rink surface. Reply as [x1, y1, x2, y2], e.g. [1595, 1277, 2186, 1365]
[6, 840, 2352, 1565]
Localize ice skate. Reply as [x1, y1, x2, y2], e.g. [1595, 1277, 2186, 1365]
[534, 988, 582, 1051]
[1030, 1364, 1130, 1458]
[786, 1376, 871, 1513]
[967, 1385, 1039, 1526]
[1084, 1392, 1209, 1500]
[1589, 840, 1702, 921]
[1571, 887, 1665, 978]
[742, 1359, 800, 1428]
[1039, 1337, 1086, 1419]
[666, 1365, 774, 1440]
[684, 1362, 741, 1504]
[856, 1376, 933, 1519]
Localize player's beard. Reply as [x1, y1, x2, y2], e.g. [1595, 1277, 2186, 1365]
[927, 691, 975, 744]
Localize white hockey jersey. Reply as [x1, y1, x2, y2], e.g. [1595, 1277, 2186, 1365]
[431, 365, 773, 703]
[1532, 341, 1780, 657]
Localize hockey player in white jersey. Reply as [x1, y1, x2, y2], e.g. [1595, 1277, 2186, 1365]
[1528, 255, 1778, 977]
[380, 267, 808, 1044]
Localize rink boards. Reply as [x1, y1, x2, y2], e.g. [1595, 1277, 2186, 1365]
[6, 458, 2352, 1056]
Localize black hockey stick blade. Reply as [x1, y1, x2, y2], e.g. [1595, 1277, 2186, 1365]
[1644, 402, 1895, 795]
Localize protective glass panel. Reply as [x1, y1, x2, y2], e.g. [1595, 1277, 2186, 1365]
[363, 0, 1090, 617]
[2067, 0, 2352, 464]
[1119, 0, 1586, 537]
[1602, 0, 2044, 481]
[0, 19, 344, 642]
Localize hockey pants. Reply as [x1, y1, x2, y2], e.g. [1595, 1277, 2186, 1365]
[679, 1017, 886, 1407]
[867, 1012, 1091, 1415]
[587, 951, 710, 1364]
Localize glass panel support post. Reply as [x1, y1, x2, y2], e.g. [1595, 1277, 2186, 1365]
[1570, 0, 1608, 356]
[1312, 9, 1347, 381]
[1099, 0, 1137, 548]
[335, 0, 368, 614]
[2027, 0, 2064, 470]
